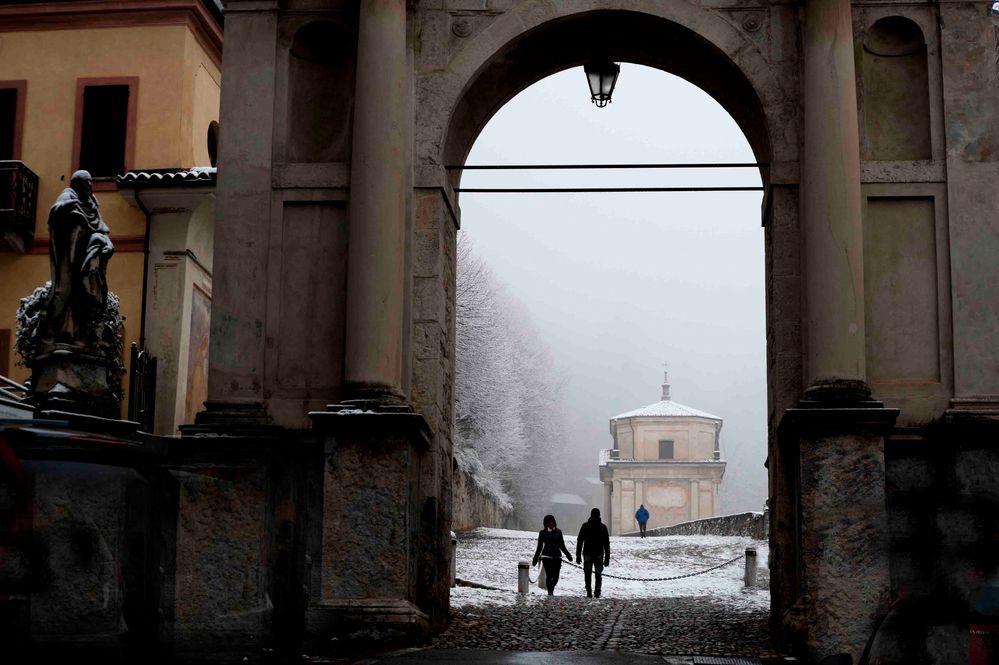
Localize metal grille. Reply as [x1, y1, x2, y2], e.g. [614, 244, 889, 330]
[693, 658, 764, 665]
[127, 343, 157, 433]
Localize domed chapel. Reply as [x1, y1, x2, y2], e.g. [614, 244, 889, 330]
[599, 367, 726, 535]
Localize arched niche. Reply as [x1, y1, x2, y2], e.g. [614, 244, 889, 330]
[287, 21, 356, 163]
[859, 16, 931, 161]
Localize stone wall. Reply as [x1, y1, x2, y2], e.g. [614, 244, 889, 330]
[626, 511, 768, 540]
[452, 468, 512, 532]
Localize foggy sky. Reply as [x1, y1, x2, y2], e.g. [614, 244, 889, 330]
[456, 65, 767, 514]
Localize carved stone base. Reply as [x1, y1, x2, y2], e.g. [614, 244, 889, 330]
[30, 345, 120, 419]
[180, 400, 284, 437]
[304, 599, 429, 639]
[778, 403, 899, 662]
[307, 405, 432, 642]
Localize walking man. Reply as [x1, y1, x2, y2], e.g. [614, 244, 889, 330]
[576, 508, 611, 598]
[635, 504, 650, 538]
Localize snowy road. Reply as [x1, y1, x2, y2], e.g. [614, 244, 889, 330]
[431, 528, 777, 658]
[453, 528, 768, 607]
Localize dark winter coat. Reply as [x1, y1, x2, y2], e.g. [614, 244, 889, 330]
[533, 528, 571, 565]
[635, 506, 650, 523]
[576, 516, 610, 562]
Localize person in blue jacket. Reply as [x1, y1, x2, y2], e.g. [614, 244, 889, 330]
[635, 504, 650, 538]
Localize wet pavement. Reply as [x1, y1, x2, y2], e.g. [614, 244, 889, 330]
[427, 595, 779, 658]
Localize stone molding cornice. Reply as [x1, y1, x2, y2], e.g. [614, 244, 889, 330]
[222, 0, 279, 12]
[779, 405, 900, 436]
[310, 410, 432, 451]
[0, 1, 223, 69]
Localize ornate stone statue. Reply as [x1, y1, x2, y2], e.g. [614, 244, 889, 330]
[45, 170, 115, 344]
[14, 170, 124, 418]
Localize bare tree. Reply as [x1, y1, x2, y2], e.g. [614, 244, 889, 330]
[454, 234, 566, 519]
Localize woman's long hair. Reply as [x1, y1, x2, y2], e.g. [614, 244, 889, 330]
[543, 514, 557, 529]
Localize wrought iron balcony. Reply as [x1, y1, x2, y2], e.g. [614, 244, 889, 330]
[0, 160, 38, 253]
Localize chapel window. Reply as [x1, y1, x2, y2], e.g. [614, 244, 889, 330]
[658, 440, 674, 460]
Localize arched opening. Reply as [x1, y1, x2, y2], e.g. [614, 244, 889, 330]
[443, 10, 773, 189]
[438, 8, 784, 656]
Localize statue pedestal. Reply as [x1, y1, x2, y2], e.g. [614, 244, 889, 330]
[305, 404, 431, 641]
[30, 344, 120, 418]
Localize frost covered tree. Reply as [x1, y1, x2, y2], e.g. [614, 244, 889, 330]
[454, 234, 566, 521]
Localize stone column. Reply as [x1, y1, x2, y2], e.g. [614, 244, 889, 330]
[603, 482, 612, 533]
[801, 0, 868, 400]
[611, 480, 621, 536]
[343, 0, 409, 401]
[204, 3, 276, 409]
[689, 480, 700, 521]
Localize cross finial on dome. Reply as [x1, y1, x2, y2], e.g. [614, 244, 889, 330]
[661, 361, 671, 401]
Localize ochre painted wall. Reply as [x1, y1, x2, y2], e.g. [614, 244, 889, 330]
[0, 22, 220, 417]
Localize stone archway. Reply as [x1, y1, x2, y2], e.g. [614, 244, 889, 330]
[194, 0, 967, 660]
[417, 1, 806, 652]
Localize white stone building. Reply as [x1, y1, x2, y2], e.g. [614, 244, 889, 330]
[600, 370, 726, 535]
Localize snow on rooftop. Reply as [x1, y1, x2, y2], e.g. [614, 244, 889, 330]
[611, 399, 722, 421]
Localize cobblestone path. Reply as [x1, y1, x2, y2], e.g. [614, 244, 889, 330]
[430, 595, 780, 658]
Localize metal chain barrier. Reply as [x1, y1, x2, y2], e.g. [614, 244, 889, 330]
[558, 553, 745, 582]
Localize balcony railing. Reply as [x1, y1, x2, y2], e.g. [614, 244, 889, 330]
[0, 160, 39, 253]
[599, 448, 621, 465]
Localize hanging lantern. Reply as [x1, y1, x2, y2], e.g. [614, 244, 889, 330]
[584, 60, 620, 108]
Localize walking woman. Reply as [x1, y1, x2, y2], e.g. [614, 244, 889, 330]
[532, 514, 573, 595]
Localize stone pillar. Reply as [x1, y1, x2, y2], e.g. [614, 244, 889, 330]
[202, 2, 276, 412]
[343, 0, 409, 401]
[603, 482, 612, 533]
[782, 1, 900, 659]
[689, 480, 700, 521]
[779, 407, 897, 661]
[119, 186, 214, 436]
[611, 480, 621, 536]
[801, 0, 868, 400]
[307, 410, 431, 637]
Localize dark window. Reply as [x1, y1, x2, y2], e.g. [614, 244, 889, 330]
[658, 440, 674, 460]
[79, 85, 130, 177]
[0, 89, 17, 161]
[0, 329, 10, 377]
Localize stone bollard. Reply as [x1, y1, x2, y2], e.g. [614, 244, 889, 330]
[518, 561, 530, 594]
[744, 547, 758, 587]
[450, 531, 457, 588]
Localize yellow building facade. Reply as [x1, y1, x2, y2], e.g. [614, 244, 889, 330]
[0, 1, 221, 418]
[599, 370, 727, 535]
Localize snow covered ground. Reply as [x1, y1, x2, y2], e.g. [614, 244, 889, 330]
[452, 527, 769, 611]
